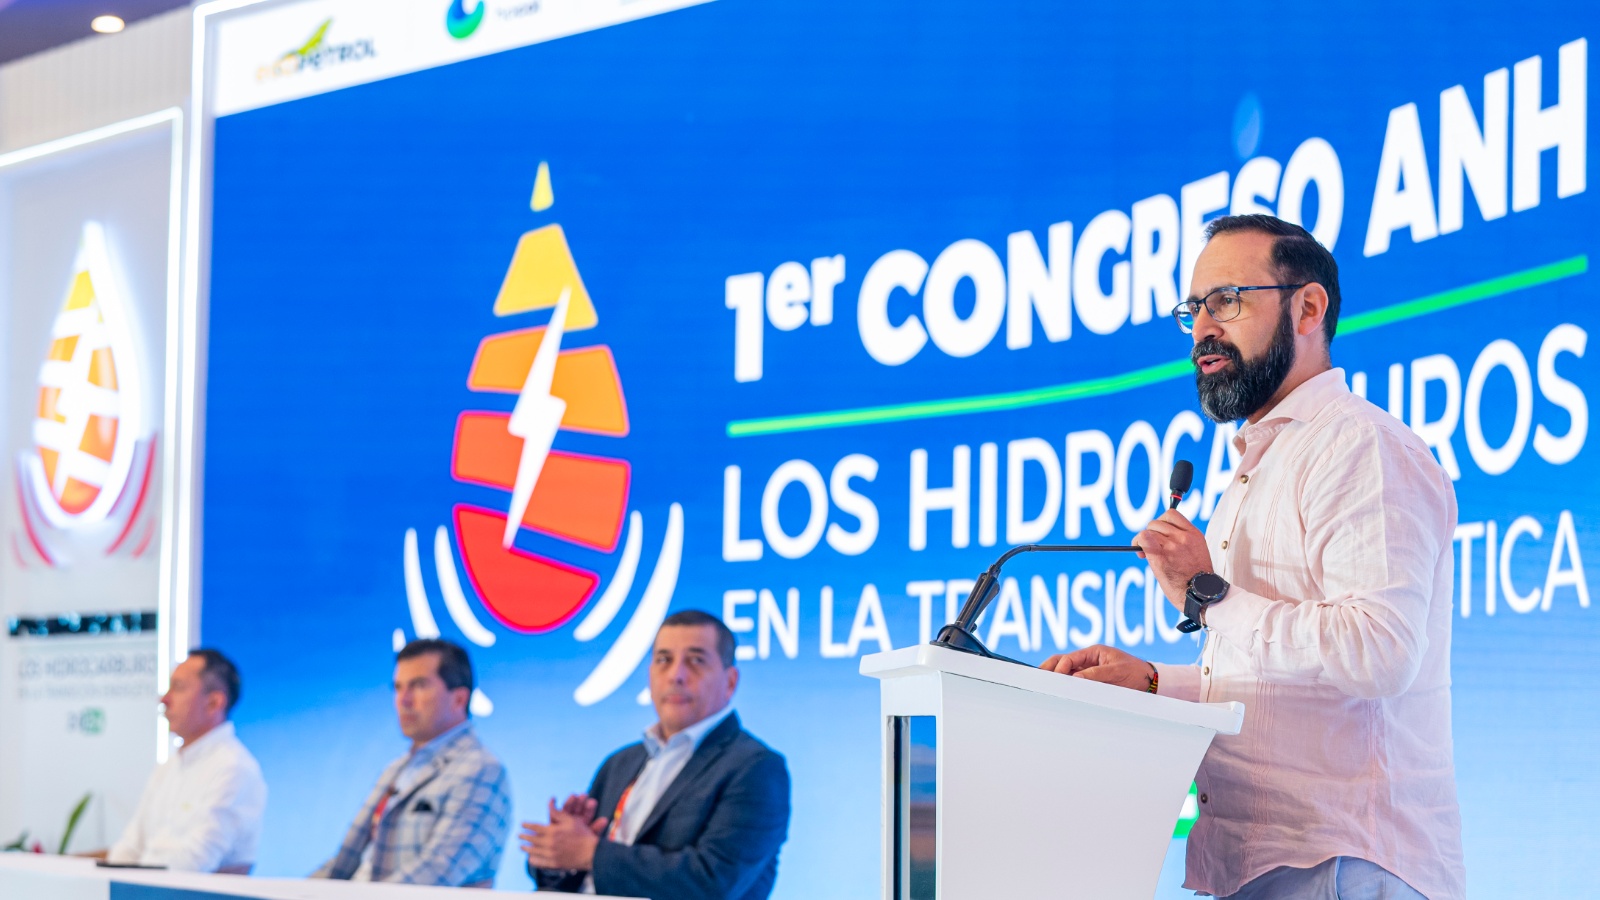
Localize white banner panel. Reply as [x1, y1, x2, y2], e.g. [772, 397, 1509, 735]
[0, 112, 181, 854]
[208, 0, 713, 117]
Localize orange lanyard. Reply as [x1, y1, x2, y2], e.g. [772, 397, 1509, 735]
[371, 785, 398, 840]
[608, 783, 635, 840]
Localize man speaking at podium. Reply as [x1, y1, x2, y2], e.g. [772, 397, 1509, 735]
[1045, 215, 1464, 899]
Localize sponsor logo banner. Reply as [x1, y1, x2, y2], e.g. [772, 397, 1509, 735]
[209, 0, 712, 117]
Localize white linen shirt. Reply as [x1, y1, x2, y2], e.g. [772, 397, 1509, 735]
[1154, 369, 1465, 899]
[108, 721, 267, 872]
[581, 704, 735, 894]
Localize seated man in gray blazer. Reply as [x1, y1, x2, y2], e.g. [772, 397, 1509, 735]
[521, 610, 790, 900]
[314, 639, 511, 887]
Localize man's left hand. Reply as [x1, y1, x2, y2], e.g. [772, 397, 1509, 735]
[520, 798, 607, 871]
[1041, 645, 1155, 691]
[1134, 509, 1215, 612]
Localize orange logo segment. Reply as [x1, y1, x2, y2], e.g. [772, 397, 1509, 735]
[79, 415, 118, 464]
[38, 387, 66, 424]
[452, 411, 630, 551]
[88, 348, 118, 389]
[466, 330, 629, 436]
[49, 336, 80, 362]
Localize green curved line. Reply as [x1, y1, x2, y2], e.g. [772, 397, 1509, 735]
[726, 254, 1587, 438]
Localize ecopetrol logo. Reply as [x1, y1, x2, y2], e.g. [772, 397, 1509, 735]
[397, 162, 683, 712]
[14, 223, 157, 568]
[445, 0, 485, 39]
[255, 18, 376, 82]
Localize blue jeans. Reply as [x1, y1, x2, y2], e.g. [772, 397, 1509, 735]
[1222, 857, 1426, 899]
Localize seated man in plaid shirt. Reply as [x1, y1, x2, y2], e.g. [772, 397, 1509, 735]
[313, 639, 512, 887]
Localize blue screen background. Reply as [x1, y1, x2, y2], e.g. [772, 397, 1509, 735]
[202, 1, 1599, 894]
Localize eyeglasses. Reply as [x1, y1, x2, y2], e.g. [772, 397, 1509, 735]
[1170, 284, 1306, 334]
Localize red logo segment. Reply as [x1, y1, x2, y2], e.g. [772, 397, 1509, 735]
[453, 504, 599, 633]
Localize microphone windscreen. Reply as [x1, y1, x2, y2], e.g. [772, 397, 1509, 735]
[1170, 460, 1195, 496]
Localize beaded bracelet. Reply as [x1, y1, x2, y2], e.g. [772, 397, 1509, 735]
[1146, 663, 1159, 694]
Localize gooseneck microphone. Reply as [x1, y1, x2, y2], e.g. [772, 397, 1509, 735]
[930, 460, 1195, 663]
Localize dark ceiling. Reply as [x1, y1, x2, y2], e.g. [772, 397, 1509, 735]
[0, 0, 192, 67]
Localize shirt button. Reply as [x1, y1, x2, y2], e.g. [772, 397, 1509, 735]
[1221, 540, 1229, 550]
[1240, 474, 1249, 483]
[1199, 793, 1208, 804]
[1203, 666, 1211, 676]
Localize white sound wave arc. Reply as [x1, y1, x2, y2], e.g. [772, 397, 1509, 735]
[433, 525, 496, 647]
[574, 510, 642, 641]
[403, 525, 496, 649]
[470, 689, 494, 716]
[573, 503, 683, 706]
[503, 288, 570, 548]
[399, 527, 497, 717]
[403, 528, 441, 639]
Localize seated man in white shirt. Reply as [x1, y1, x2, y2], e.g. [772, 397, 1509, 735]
[105, 648, 268, 873]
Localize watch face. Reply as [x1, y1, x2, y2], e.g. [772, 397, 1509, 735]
[1191, 572, 1228, 601]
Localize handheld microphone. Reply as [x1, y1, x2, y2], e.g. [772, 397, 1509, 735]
[932, 461, 1194, 662]
[1168, 459, 1194, 510]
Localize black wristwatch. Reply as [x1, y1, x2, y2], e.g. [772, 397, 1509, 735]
[1177, 572, 1230, 633]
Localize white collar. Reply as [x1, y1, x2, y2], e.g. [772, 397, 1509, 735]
[177, 720, 235, 762]
[643, 704, 734, 757]
[409, 718, 471, 763]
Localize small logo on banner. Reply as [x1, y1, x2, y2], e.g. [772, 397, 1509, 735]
[398, 162, 682, 711]
[70, 708, 106, 735]
[446, 1, 486, 39]
[14, 223, 157, 569]
[256, 18, 377, 82]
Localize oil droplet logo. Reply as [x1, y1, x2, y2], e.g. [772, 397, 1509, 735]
[446, 0, 485, 39]
[14, 222, 158, 567]
[397, 162, 682, 712]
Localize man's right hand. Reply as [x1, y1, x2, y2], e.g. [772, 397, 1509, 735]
[1041, 645, 1156, 692]
[520, 795, 606, 869]
[521, 798, 609, 872]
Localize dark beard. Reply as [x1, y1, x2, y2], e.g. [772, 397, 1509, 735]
[1193, 305, 1296, 423]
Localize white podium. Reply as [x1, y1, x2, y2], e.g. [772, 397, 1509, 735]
[861, 644, 1243, 900]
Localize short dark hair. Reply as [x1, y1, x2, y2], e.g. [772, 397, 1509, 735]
[189, 648, 241, 715]
[397, 638, 475, 697]
[1204, 214, 1341, 343]
[659, 610, 737, 668]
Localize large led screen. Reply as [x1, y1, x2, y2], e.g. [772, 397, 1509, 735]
[202, 2, 1597, 894]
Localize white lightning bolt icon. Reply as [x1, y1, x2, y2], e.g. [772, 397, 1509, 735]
[502, 287, 570, 548]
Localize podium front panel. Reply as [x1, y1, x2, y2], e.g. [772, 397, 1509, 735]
[869, 646, 1241, 900]
[937, 672, 1209, 899]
